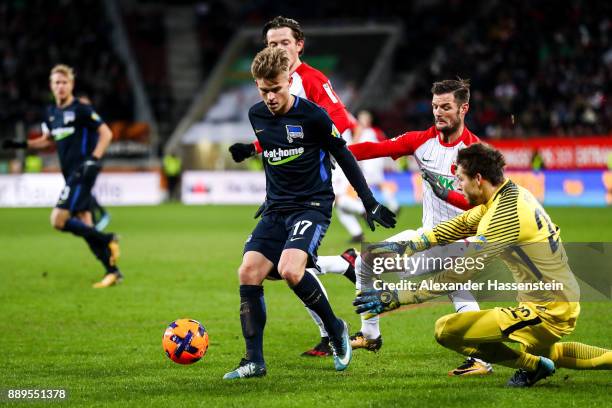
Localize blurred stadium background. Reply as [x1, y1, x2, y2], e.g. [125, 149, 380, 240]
[1, 0, 611, 208]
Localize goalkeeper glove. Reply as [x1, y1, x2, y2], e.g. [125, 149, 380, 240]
[229, 143, 256, 163]
[364, 201, 396, 231]
[353, 288, 401, 317]
[2, 139, 28, 149]
[402, 232, 434, 256]
[421, 168, 449, 201]
[365, 231, 434, 257]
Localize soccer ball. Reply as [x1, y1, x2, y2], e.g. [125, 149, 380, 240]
[162, 319, 209, 364]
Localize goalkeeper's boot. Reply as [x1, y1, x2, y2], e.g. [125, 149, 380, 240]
[108, 234, 120, 266]
[329, 320, 352, 371]
[223, 358, 267, 380]
[507, 357, 555, 387]
[449, 357, 493, 376]
[301, 337, 332, 357]
[350, 331, 383, 352]
[93, 271, 124, 288]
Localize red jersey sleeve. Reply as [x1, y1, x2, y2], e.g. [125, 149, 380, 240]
[253, 139, 262, 154]
[299, 66, 353, 134]
[446, 190, 473, 211]
[348, 129, 435, 161]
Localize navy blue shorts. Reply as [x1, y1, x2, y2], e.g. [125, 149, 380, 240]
[244, 209, 330, 279]
[56, 172, 95, 214]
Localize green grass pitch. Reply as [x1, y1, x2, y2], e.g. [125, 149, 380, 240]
[1, 205, 610, 407]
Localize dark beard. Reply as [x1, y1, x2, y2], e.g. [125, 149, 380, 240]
[440, 120, 460, 142]
[439, 109, 462, 142]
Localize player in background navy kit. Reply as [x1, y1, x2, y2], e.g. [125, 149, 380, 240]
[2, 64, 122, 288]
[223, 47, 396, 380]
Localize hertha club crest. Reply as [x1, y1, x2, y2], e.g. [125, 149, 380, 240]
[286, 125, 304, 143]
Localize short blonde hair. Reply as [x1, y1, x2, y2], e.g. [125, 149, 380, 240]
[251, 47, 290, 80]
[49, 64, 75, 82]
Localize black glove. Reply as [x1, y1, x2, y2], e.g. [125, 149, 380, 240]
[422, 168, 449, 200]
[229, 143, 256, 163]
[253, 202, 266, 219]
[364, 201, 396, 231]
[79, 156, 101, 184]
[2, 140, 28, 149]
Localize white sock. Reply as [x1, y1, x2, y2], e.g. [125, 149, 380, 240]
[448, 290, 480, 313]
[307, 308, 328, 337]
[316, 255, 349, 275]
[360, 315, 380, 339]
[336, 207, 363, 237]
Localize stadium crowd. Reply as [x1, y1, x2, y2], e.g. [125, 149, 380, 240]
[386, 0, 612, 138]
[0, 0, 609, 143]
[0, 0, 133, 137]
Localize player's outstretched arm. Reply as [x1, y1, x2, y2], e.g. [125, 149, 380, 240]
[330, 144, 396, 230]
[2, 133, 52, 150]
[2, 139, 27, 149]
[422, 168, 472, 210]
[366, 230, 436, 257]
[430, 204, 487, 244]
[348, 130, 424, 161]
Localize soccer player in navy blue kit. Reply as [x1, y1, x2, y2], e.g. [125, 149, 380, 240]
[223, 48, 396, 379]
[2, 64, 122, 288]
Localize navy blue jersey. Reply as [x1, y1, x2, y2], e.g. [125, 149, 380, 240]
[249, 96, 347, 217]
[42, 99, 104, 179]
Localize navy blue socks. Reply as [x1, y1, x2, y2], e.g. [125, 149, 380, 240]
[292, 272, 343, 339]
[239, 285, 266, 364]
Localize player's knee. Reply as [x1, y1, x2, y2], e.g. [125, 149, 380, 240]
[278, 265, 302, 285]
[434, 314, 455, 347]
[278, 259, 304, 286]
[50, 212, 66, 230]
[238, 263, 262, 284]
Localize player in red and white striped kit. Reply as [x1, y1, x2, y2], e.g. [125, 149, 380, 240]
[228, 16, 365, 358]
[319, 79, 494, 376]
